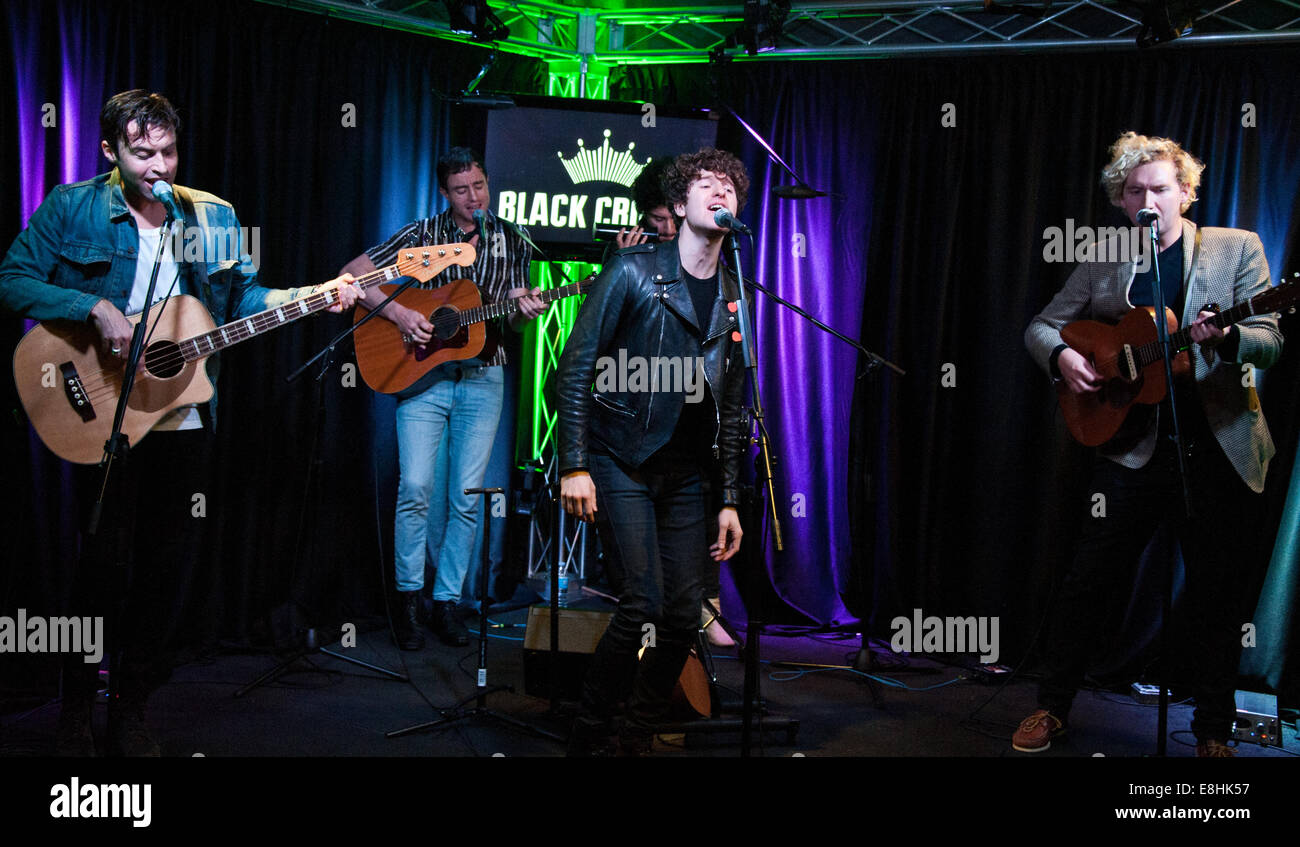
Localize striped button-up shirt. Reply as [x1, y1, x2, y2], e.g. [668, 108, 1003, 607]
[365, 209, 531, 366]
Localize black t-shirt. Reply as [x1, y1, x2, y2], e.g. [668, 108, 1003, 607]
[648, 269, 717, 464]
[1129, 235, 1185, 317]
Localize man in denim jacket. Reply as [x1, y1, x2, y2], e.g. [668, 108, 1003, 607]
[0, 90, 358, 756]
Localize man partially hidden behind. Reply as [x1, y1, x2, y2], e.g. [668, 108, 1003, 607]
[612, 156, 679, 250]
[341, 147, 545, 649]
[1021, 132, 1283, 756]
[558, 148, 748, 755]
[0, 90, 359, 755]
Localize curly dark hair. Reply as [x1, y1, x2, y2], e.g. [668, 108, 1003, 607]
[661, 148, 750, 218]
[100, 90, 180, 150]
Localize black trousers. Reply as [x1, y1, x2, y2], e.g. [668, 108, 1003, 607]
[64, 428, 212, 703]
[580, 450, 710, 733]
[1037, 432, 1256, 741]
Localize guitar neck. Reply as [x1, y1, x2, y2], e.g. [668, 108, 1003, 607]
[1137, 290, 1274, 369]
[457, 279, 587, 327]
[173, 258, 445, 361]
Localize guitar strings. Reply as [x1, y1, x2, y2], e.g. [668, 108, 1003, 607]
[66, 258, 432, 403]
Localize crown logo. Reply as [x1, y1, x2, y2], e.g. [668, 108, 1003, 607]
[557, 129, 650, 187]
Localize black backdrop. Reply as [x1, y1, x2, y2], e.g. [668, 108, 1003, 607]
[3, 0, 1298, 702]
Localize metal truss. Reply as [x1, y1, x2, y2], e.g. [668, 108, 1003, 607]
[264, 1, 1300, 62]
[518, 261, 598, 596]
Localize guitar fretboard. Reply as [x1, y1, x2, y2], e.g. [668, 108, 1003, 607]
[174, 248, 469, 361]
[1132, 286, 1288, 369]
[457, 280, 587, 327]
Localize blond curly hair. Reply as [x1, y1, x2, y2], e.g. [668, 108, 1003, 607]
[1100, 131, 1204, 213]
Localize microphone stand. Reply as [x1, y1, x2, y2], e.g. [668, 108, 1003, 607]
[236, 267, 438, 696]
[1144, 216, 1193, 758]
[90, 205, 176, 748]
[722, 226, 900, 755]
[722, 229, 779, 758]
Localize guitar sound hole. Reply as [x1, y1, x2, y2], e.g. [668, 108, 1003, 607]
[143, 340, 184, 378]
[431, 307, 460, 340]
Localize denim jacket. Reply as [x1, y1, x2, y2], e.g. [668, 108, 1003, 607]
[0, 170, 315, 428]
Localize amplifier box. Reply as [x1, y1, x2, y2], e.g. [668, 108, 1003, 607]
[522, 606, 612, 700]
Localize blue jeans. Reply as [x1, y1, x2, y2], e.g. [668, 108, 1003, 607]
[581, 450, 710, 733]
[394, 361, 503, 600]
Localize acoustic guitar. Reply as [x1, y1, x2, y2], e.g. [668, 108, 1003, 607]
[1057, 278, 1296, 446]
[352, 272, 594, 394]
[13, 244, 473, 463]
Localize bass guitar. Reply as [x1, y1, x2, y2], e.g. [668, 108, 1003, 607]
[13, 244, 473, 463]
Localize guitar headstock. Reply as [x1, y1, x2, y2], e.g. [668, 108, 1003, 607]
[1256, 272, 1299, 315]
[393, 243, 477, 283]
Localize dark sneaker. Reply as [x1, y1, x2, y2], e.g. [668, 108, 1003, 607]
[432, 600, 470, 647]
[394, 590, 425, 650]
[1012, 709, 1066, 753]
[1196, 739, 1236, 758]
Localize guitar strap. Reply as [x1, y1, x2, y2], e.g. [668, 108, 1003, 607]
[174, 186, 213, 313]
[174, 185, 218, 429]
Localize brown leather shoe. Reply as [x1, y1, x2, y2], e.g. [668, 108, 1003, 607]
[1012, 709, 1065, 752]
[1196, 739, 1236, 758]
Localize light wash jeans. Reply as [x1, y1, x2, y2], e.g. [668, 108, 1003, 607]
[394, 361, 503, 599]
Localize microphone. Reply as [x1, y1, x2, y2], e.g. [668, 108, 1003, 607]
[150, 180, 181, 223]
[593, 224, 661, 242]
[713, 208, 752, 235]
[1136, 208, 1160, 226]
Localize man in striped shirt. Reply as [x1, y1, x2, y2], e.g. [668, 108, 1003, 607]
[341, 147, 545, 648]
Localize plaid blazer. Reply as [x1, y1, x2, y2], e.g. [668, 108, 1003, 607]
[1025, 219, 1284, 493]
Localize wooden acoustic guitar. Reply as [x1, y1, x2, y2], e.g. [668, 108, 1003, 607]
[1057, 278, 1297, 446]
[13, 244, 473, 464]
[352, 271, 594, 394]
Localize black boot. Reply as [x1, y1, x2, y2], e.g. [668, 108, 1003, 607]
[55, 697, 96, 757]
[55, 661, 99, 757]
[394, 590, 425, 650]
[107, 695, 160, 757]
[567, 714, 617, 757]
[431, 600, 469, 647]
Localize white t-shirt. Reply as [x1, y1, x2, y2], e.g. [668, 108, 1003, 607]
[132, 224, 200, 431]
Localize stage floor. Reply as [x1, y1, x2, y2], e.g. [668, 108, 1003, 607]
[2, 604, 1293, 759]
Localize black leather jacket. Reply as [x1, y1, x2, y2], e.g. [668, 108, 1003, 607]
[557, 238, 747, 507]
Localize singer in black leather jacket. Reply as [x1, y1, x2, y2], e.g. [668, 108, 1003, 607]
[557, 148, 749, 755]
[556, 237, 748, 505]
